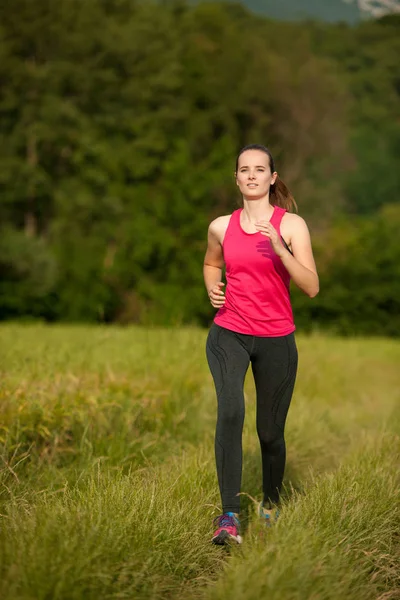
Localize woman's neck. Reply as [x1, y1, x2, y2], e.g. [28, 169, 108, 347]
[241, 198, 273, 223]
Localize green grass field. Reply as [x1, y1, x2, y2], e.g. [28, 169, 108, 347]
[0, 324, 399, 600]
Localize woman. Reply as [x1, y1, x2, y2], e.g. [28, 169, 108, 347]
[204, 144, 319, 545]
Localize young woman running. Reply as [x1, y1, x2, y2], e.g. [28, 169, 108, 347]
[204, 144, 319, 545]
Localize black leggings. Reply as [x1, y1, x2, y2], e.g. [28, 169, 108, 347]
[206, 323, 298, 513]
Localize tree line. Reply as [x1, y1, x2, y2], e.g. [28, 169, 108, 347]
[0, 0, 399, 335]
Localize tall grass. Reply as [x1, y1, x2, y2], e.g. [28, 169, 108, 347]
[0, 450, 224, 600]
[205, 433, 400, 600]
[0, 324, 399, 599]
[0, 325, 214, 477]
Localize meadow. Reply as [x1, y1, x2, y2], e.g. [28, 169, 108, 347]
[0, 324, 399, 600]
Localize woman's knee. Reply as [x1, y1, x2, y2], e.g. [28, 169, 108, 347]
[217, 405, 245, 430]
[257, 429, 285, 455]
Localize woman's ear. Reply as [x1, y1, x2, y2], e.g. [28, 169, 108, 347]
[271, 171, 278, 185]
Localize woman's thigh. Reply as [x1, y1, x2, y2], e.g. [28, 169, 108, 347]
[206, 324, 251, 397]
[251, 333, 298, 431]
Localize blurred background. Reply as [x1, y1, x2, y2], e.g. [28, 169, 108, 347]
[0, 0, 399, 335]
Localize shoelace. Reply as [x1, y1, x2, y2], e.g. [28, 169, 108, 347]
[214, 513, 238, 528]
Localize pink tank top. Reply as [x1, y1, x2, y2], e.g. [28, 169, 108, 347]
[214, 206, 295, 337]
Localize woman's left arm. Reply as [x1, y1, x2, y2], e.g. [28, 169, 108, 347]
[255, 215, 319, 298]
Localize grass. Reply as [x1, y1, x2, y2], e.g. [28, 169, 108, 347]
[0, 324, 399, 599]
[206, 434, 400, 600]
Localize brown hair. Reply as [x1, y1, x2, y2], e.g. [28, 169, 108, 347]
[235, 144, 298, 212]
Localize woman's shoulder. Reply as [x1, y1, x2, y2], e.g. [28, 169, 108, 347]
[209, 213, 235, 242]
[209, 213, 233, 228]
[281, 211, 311, 244]
[281, 211, 308, 231]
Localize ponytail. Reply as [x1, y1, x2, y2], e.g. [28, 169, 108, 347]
[270, 175, 298, 213]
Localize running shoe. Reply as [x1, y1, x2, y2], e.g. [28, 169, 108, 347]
[259, 502, 280, 526]
[212, 512, 242, 545]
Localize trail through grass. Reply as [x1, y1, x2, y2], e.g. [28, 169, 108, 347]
[0, 324, 399, 599]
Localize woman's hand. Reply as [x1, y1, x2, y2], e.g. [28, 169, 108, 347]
[255, 221, 286, 257]
[208, 282, 225, 308]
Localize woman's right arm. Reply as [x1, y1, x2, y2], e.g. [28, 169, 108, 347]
[203, 218, 226, 308]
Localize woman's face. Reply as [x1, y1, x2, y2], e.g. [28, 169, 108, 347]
[235, 150, 277, 199]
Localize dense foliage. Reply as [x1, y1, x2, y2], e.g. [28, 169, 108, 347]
[0, 1, 399, 334]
